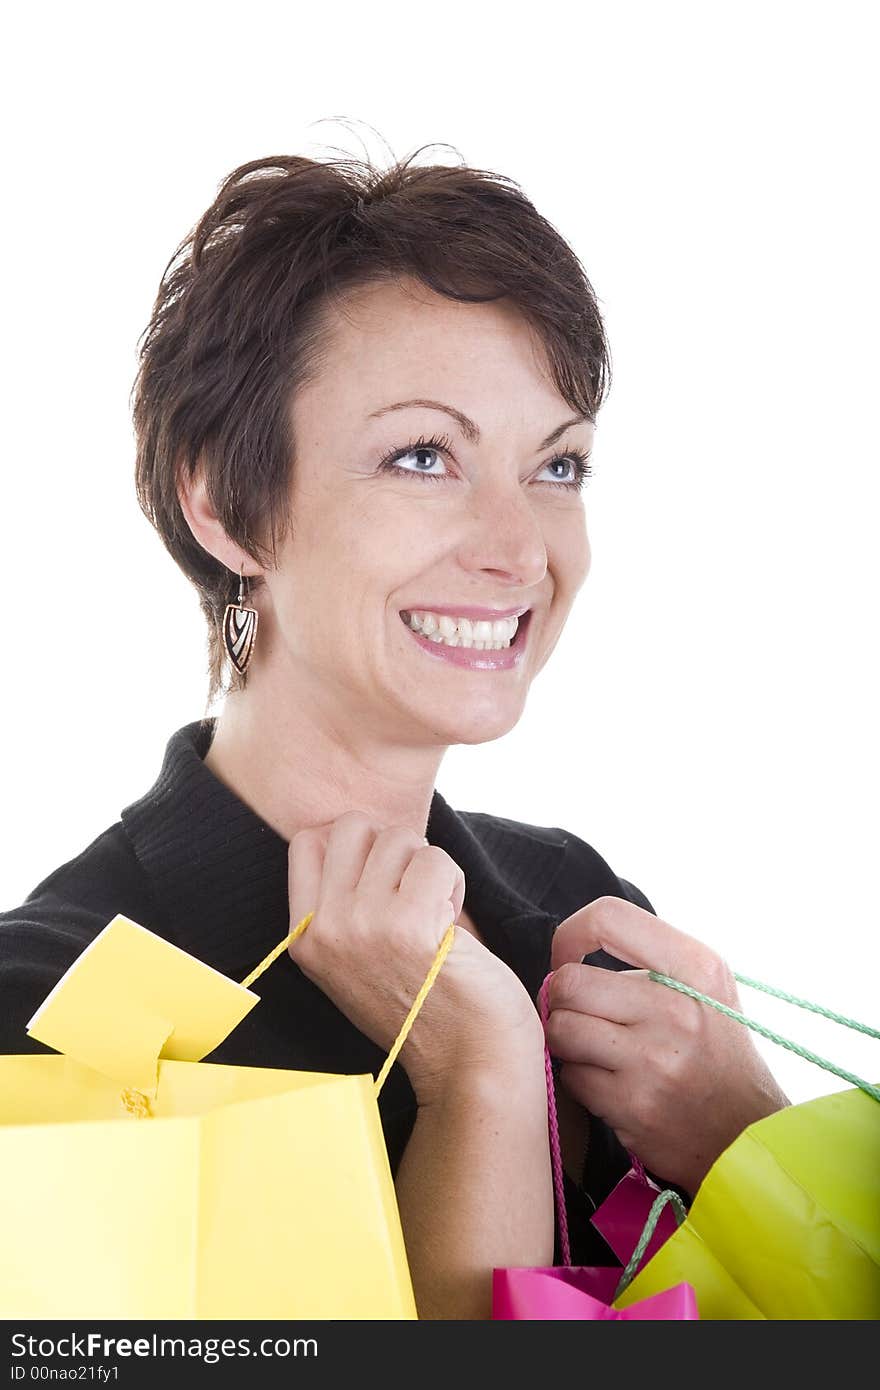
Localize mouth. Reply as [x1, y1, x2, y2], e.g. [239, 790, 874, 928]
[398, 607, 533, 671]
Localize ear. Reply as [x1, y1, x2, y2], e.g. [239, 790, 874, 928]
[177, 458, 260, 578]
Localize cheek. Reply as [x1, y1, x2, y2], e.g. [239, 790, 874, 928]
[344, 494, 450, 581]
[550, 510, 591, 592]
[282, 493, 448, 640]
[579, 532, 592, 584]
[285, 486, 405, 592]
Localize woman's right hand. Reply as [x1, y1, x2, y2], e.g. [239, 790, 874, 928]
[287, 810, 545, 1104]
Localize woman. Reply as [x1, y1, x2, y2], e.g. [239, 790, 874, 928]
[0, 150, 787, 1319]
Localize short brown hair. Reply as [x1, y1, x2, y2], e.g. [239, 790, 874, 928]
[132, 146, 611, 707]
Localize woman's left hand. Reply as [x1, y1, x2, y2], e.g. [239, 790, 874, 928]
[545, 896, 790, 1197]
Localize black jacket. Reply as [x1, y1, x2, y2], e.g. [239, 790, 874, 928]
[0, 718, 657, 1265]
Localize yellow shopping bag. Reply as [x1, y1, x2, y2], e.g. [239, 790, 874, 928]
[614, 972, 880, 1320]
[0, 912, 452, 1319]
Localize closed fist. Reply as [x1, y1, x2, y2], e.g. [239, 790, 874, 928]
[544, 896, 789, 1194]
[288, 811, 543, 1103]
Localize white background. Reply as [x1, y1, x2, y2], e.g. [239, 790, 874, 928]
[2, 2, 877, 1104]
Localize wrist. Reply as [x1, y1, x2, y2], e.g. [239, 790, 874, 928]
[408, 1028, 547, 1109]
[673, 1073, 791, 1196]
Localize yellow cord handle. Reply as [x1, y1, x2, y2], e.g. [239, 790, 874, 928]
[121, 911, 455, 1116]
[242, 912, 457, 1097]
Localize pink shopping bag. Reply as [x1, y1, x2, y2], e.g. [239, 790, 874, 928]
[492, 975, 697, 1320]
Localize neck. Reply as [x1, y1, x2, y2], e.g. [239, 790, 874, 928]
[203, 674, 447, 845]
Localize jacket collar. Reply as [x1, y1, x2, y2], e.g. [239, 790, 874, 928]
[121, 720, 563, 999]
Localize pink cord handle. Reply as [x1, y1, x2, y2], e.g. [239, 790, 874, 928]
[539, 972, 648, 1275]
[538, 972, 571, 1266]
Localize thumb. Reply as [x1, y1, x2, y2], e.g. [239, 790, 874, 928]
[551, 895, 685, 978]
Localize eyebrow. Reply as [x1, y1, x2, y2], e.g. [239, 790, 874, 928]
[367, 398, 592, 451]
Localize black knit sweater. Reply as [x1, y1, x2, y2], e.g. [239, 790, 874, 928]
[0, 718, 657, 1267]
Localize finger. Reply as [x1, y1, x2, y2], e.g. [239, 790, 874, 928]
[397, 845, 466, 927]
[548, 962, 653, 1025]
[544, 1007, 632, 1070]
[287, 828, 328, 956]
[319, 811, 377, 894]
[551, 895, 714, 984]
[357, 825, 427, 901]
[557, 1061, 622, 1130]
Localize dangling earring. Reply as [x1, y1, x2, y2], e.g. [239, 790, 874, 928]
[222, 564, 259, 675]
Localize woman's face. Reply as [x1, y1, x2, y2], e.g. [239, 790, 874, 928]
[261, 276, 593, 747]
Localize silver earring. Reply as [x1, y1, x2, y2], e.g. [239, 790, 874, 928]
[222, 564, 258, 674]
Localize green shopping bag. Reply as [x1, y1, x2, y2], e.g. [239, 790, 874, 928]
[615, 972, 880, 1319]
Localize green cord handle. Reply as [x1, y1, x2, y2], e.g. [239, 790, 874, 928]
[648, 970, 880, 1103]
[732, 973, 880, 1041]
[613, 1188, 689, 1300]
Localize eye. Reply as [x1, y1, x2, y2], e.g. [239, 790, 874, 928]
[538, 450, 593, 490]
[377, 433, 453, 483]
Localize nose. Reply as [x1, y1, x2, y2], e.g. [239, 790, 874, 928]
[455, 480, 548, 589]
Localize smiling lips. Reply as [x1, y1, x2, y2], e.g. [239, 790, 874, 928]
[400, 607, 531, 670]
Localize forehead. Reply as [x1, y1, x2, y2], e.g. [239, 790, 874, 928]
[323, 274, 528, 337]
[302, 275, 565, 415]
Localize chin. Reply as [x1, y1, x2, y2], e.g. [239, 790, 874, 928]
[428, 699, 526, 747]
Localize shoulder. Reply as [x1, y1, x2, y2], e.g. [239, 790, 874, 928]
[0, 822, 159, 1056]
[460, 806, 656, 912]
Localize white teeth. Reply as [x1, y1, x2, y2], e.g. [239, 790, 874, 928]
[402, 608, 524, 651]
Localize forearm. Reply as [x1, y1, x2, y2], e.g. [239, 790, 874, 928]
[395, 1057, 554, 1320]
